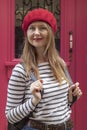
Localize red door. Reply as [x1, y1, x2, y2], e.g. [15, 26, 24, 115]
[0, 0, 87, 130]
[61, 0, 87, 130]
[73, 0, 87, 130]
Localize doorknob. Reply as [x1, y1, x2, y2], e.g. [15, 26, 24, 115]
[69, 31, 73, 61]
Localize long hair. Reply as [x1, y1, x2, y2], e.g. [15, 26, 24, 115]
[21, 23, 69, 83]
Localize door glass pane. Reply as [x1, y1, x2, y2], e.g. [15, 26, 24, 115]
[15, 0, 60, 58]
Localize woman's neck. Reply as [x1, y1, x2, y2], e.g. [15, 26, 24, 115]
[36, 47, 48, 63]
[37, 56, 48, 64]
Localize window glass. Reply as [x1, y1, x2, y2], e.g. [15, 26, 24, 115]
[15, 0, 60, 58]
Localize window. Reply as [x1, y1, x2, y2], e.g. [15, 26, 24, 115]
[15, 0, 60, 58]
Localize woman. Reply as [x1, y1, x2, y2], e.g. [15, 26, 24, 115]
[5, 8, 82, 130]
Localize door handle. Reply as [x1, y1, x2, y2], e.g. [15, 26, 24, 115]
[69, 31, 73, 61]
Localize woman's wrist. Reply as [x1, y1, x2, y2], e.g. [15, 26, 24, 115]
[32, 97, 40, 106]
[68, 101, 72, 107]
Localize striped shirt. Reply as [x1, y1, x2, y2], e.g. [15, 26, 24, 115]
[5, 62, 71, 125]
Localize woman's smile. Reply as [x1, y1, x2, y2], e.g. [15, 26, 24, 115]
[33, 37, 43, 42]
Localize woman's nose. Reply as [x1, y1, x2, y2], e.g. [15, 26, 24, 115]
[34, 28, 40, 35]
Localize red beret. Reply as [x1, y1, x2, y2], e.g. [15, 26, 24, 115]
[22, 8, 57, 34]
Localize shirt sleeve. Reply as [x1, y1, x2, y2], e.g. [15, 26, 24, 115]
[5, 64, 36, 124]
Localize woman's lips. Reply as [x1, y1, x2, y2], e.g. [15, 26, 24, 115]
[33, 38, 43, 41]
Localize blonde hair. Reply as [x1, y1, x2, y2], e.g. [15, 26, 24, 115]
[21, 23, 69, 83]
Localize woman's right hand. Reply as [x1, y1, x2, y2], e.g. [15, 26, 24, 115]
[68, 82, 82, 103]
[30, 79, 43, 105]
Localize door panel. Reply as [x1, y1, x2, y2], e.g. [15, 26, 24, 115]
[75, 0, 87, 130]
[61, 0, 87, 130]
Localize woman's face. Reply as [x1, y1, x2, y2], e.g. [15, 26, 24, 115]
[27, 21, 49, 49]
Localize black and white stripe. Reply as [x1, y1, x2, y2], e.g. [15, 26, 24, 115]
[5, 62, 71, 124]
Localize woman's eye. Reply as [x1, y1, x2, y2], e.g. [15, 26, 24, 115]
[40, 27, 47, 30]
[29, 26, 35, 30]
[28, 26, 47, 31]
